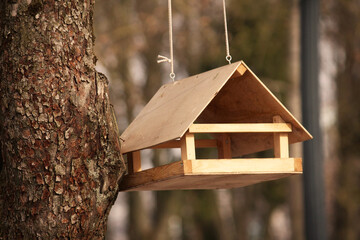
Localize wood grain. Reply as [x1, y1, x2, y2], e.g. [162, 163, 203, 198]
[189, 123, 292, 133]
[181, 132, 196, 160]
[152, 139, 217, 149]
[196, 62, 312, 156]
[217, 134, 232, 158]
[273, 116, 289, 158]
[119, 158, 302, 191]
[120, 62, 244, 153]
[127, 151, 141, 173]
[121, 61, 312, 157]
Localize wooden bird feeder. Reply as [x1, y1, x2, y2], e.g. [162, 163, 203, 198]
[119, 61, 312, 191]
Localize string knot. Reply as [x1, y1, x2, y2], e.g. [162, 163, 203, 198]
[157, 55, 171, 64]
[157, 55, 175, 81]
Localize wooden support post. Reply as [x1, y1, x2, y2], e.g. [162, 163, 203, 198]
[273, 116, 290, 158]
[217, 134, 232, 159]
[181, 132, 196, 160]
[222, 134, 232, 158]
[127, 151, 141, 173]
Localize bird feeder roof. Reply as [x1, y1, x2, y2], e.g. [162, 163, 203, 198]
[120, 61, 312, 156]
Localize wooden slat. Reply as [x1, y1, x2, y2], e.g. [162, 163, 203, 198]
[121, 174, 295, 191]
[152, 140, 181, 149]
[217, 134, 232, 158]
[119, 158, 302, 191]
[127, 151, 141, 173]
[273, 116, 289, 158]
[181, 132, 196, 160]
[222, 134, 232, 158]
[274, 134, 289, 158]
[184, 159, 301, 174]
[189, 123, 292, 133]
[152, 139, 217, 149]
[119, 161, 186, 191]
[195, 139, 217, 148]
[127, 153, 133, 173]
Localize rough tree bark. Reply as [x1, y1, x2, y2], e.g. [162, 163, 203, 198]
[0, 0, 125, 239]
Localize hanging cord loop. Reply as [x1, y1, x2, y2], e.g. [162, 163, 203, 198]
[157, 0, 175, 82]
[222, 0, 232, 64]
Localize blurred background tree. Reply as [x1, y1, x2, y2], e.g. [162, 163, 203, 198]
[324, 0, 360, 239]
[93, 0, 360, 239]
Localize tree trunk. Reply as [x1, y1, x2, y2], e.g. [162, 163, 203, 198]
[0, 0, 125, 239]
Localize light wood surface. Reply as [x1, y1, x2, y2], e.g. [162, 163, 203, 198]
[188, 123, 292, 133]
[185, 159, 301, 174]
[121, 61, 312, 156]
[119, 158, 302, 191]
[273, 116, 289, 158]
[181, 132, 196, 160]
[120, 161, 186, 190]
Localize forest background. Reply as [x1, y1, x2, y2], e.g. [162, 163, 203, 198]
[93, 0, 360, 239]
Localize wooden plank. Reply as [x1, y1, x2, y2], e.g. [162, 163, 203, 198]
[274, 133, 289, 158]
[119, 158, 302, 191]
[189, 123, 292, 133]
[181, 132, 196, 160]
[195, 139, 217, 148]
[184, 158, 301, 174]
[217, 140, 223, 159]
[222, 134, 232, 158]
[217, 134, 232, 158]
[119, 160, 186, 191]
[152, 139, 217, 149]
[126, 153, 133, 173]
[121, 174, 295, 191]
[273, 116, 289, 158]
[294, 158, 303, 172]
[152, 140, 181, 149]
[120, 62, 243, 153]
[127, 151, 141, 173]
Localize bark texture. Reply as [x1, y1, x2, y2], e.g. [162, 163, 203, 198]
[0, 0, 125, 239]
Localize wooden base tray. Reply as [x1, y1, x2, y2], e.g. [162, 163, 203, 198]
[119, 158, 302, 191]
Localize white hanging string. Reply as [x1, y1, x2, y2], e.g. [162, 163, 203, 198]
[157, 0, 175, 82]
[222, 0, 232, 64]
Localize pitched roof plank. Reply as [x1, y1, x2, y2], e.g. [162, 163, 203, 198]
[121, 62, 243, 153]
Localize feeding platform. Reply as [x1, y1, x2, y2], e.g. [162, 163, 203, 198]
[119, 61, 312, 191]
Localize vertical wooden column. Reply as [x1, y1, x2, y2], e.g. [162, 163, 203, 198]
[273, 115, 290, 158]
[217, 134, 232, 159]
[127, 151, 141, 173]
[181, 132, 196, 160]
